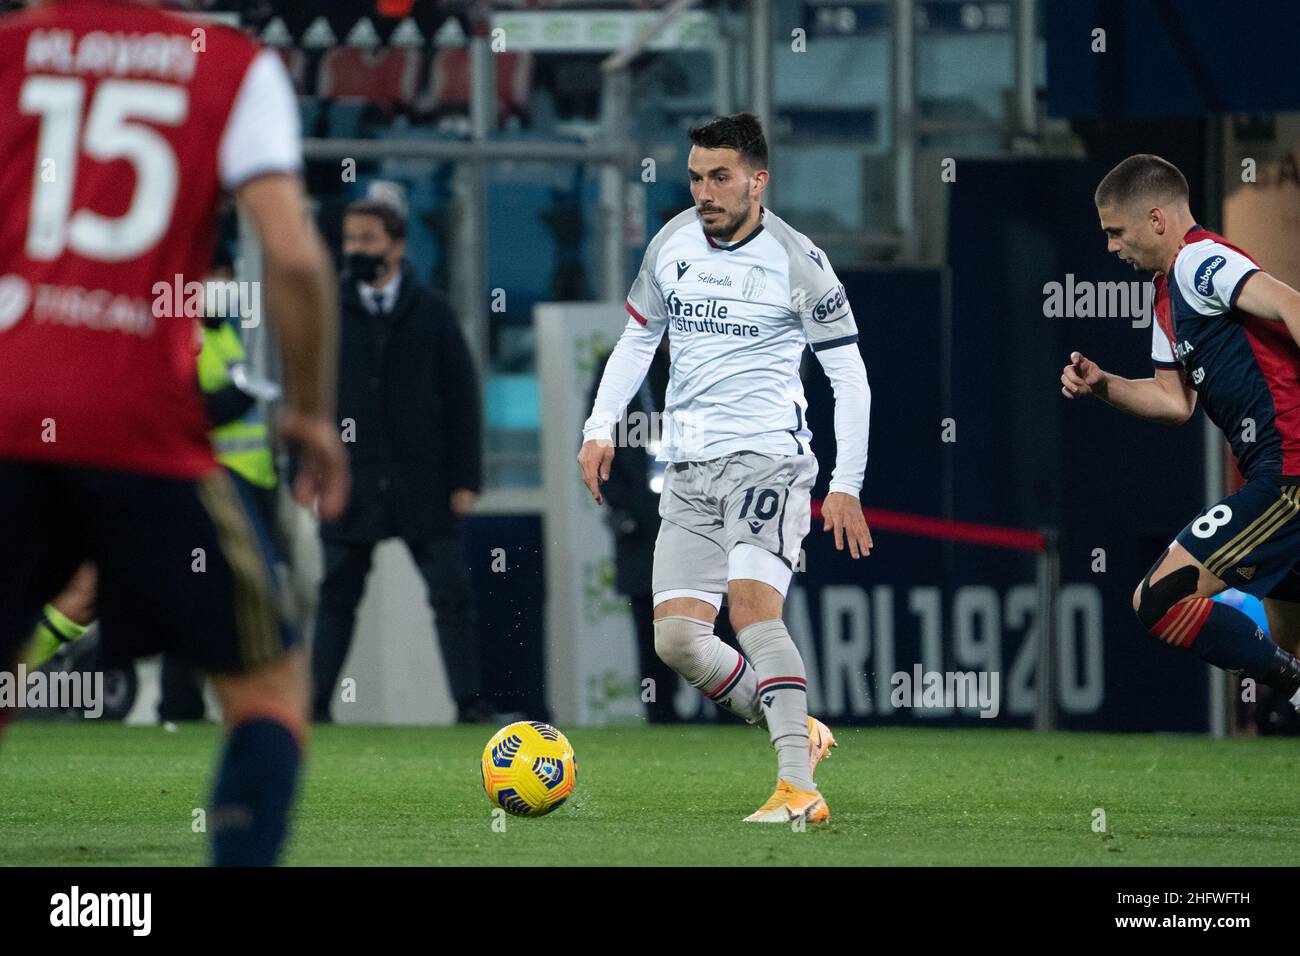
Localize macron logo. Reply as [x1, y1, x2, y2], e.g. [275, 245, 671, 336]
[676, 260, 691, 280]
[807, 249, 824, 271]
[50, 886, 151, 936]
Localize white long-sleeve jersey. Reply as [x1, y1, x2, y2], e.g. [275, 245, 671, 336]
[583, 205, 871, 496]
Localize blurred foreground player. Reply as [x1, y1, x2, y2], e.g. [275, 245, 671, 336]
[159, 289, 287, 722]
[0, 0, 348, 865]
[25, 291, 285, 718]
[578, 114, 873, 823]
[1064, 154, 1300, 705]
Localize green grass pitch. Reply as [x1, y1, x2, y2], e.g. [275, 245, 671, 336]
[1, 722, 1296, 866]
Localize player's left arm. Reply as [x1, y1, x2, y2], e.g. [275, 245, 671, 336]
[793, 247, 873, 559]
[225, 49, 348, 520]
[1233, 270, 1300, 347]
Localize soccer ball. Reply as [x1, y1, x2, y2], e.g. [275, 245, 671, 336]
[480, 721, 577, 817]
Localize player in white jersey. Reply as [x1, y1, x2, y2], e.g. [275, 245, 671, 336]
[578, 113, 873, 823]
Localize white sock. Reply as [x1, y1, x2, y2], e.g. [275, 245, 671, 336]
[737, 619, 815, 792]
[653, 616, 763, 724]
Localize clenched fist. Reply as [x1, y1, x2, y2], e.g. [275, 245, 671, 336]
[1061, 351, 1107, 399]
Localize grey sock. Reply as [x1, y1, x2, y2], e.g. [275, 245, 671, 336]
[738, 619, 815, 792]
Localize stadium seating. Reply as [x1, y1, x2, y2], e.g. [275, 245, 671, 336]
[418, 47, 534, 125]
[317, 47, 423, 116]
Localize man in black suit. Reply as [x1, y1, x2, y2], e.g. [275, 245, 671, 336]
[311, 198, 489, 723]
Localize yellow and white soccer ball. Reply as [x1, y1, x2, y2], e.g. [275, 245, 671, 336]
[480, 721, 577, 817]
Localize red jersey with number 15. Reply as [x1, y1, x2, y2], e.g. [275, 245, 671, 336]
[0, 0, 301, 477]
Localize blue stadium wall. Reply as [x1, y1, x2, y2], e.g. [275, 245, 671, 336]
[1046, 0, 1300, 118]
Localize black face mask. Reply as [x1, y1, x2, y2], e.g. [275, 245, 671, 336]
[346, 252, 388, 283]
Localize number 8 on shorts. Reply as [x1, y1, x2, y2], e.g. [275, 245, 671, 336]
[1192, 504, 1233, 539]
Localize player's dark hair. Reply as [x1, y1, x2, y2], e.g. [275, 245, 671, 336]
[1095, 154, 1189, 209]
[344, 199, 407, 240]
[687, 113, 768, 170]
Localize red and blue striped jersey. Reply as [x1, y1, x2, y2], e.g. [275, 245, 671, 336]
[1152, 226, 1300, 479]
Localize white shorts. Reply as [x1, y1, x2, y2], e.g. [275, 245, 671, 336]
[652, 450, 817, 604]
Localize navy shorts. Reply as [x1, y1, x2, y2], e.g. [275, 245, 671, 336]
[0, 461, 295, 673]
[1174, 475, 1300, 602]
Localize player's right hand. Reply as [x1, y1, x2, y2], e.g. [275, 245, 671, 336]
[280, 408, 351, 521]
[577, 439, 615, 505]
[1061, 351, 1106, 399]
